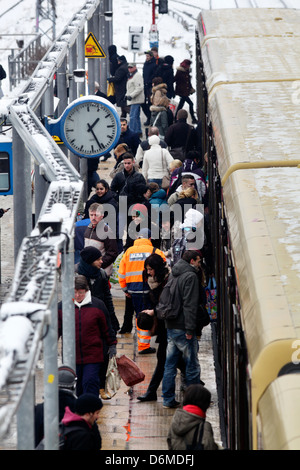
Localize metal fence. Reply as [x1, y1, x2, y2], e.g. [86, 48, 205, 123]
[8, 34, 43, 91]
[0, 0, 112, 450]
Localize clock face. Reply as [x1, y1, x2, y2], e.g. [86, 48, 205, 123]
[61, 97, 120, 157]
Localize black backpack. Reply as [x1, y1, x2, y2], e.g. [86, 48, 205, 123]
[156, 274, 182, 321]
[171, 233, 187, 267]
[36, 423, 83, 450]
[186, 422, 205, 450]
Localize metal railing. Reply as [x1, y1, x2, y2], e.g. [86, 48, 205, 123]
[8, 34, 43, 91]
[0, 0, 111, 450]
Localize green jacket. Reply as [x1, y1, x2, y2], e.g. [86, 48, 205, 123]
[167, 408, 219, 451]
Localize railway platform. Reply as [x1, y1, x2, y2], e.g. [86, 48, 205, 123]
[0, 126, 224, 451]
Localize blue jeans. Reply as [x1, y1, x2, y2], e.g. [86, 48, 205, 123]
[129, 104, 142, 134]
[76, 363, 102, 397]
[148, 178, 162, 187]
[162, 329, 201, 406]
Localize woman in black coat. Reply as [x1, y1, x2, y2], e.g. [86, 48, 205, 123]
[75, 247, 119, 400]
[108, 55, 129, 117]
[84, 179, 118, 219]
[108, 44, 119, 76]
[156, 55, 175, 99]
[174, 59, 197, 123]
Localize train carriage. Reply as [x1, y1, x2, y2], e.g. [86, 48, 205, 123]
[196, 8, 300, 450]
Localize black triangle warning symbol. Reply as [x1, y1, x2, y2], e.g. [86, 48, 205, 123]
[85, 32, 106, 58]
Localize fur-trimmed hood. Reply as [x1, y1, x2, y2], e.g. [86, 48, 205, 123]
[150, 104, 168, 112]
[152, 82, 168, 93]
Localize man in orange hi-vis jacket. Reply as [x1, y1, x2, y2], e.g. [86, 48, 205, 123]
[118, 228, 166, 354]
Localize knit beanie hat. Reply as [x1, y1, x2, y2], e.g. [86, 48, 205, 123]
[75, 393, 103, 415]
[164, 55, 174, 65]
[80, 246, 102, 264]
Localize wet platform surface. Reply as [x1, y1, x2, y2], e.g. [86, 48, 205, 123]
[98, 289, 222, 450]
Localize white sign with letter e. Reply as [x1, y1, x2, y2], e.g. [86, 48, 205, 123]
[128, 26, 143, 52]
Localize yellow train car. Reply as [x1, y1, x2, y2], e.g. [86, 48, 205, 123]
[196, 8, 300, 450]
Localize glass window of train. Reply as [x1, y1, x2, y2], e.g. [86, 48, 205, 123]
[0, 152, 10, 191]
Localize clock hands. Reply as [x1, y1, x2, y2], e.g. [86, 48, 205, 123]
[87, 117, 100, 131]
[87, 120, 101, 148]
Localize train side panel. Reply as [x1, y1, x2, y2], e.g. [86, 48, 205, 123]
[197, 8, 300, 450]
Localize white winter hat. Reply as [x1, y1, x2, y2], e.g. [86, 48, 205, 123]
[180, 209, 203, 229]
[148, 135, 160, 146]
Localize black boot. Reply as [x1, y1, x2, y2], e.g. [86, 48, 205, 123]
[137, 391, 157, 402]
[119, 296, 134, 334]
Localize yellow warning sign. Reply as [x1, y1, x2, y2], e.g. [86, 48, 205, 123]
[53, 135, 63, 144]
[85, 32, 106, 58]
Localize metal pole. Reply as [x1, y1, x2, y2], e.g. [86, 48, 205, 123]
[43, 287, 59, 450]
[77, 29, 86, 98]
[152, 0, 156, 25]
[16, 374, 35, 449]
[12, 129, 32, 260]
[99, 4, 106, 94]
[94, 5, 100, 88]
[77, 28, 88, 199]
[61, 239, 76, 370]
[108, 0, 113, 46]
[57, 57, 69, 157]
[87, 17, 96, 95]
[69, 42, 80, 171]
[69, 43, 77, 103]
[57, 57, 68, 117]
[35, 85, 54, 221]
[80, 157, 88, 203]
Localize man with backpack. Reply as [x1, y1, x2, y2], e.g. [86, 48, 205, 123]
[59, 393, 103, 450]
[161, 250, 203, 408]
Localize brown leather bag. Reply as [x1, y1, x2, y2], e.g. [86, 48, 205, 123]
[116, 355, 145, 387]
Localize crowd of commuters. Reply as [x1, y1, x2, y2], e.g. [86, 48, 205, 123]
[41, 45, 219, 451]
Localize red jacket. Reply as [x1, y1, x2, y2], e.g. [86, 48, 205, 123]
[58, 292, 117, 364]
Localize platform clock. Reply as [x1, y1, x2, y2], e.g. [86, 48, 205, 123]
[46, 96, 121, 158]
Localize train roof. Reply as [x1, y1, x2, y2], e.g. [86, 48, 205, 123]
[201, 37, 300, 94]
[198, 8, 300, 445]
[198, 8, 300, 43]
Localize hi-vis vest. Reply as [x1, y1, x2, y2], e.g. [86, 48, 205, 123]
[118, 238, 165, 294]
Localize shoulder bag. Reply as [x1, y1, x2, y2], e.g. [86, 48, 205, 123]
[161, 149, 171, 190]
[116, 355, 145, 387]
[105, 356, 121, 396]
